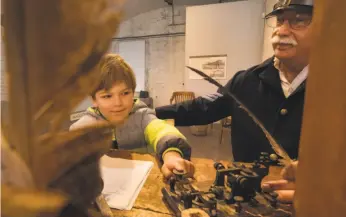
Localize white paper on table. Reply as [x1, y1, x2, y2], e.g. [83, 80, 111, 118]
[100, 156, 154, 210]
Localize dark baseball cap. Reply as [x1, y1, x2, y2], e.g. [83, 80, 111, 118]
[265, 0, 314, 18]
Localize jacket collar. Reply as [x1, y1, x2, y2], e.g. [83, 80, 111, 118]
[257, 56, 307, 95]
[257, 57, 283, 92]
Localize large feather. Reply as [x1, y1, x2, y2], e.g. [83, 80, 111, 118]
[2, 0, 126, 215]
[187, 66, 292, 166]
[4, 0, 124, 157]
[3, 0, 124, 180]
[1, 185, 68, 217]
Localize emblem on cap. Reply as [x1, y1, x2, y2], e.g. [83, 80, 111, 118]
[278, 0, 292, 7]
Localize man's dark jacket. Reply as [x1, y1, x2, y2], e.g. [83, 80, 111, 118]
[155, 57, 306, 162]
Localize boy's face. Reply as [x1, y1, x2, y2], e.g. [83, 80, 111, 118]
[93, 81, 134, 125]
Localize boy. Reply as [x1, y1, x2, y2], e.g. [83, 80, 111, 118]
[70, 54, 194, 178]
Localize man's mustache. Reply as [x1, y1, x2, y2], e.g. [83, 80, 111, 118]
[271, 36, 298, 46]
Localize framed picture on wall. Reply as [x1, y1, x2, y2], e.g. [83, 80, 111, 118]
[188, 55, 227, 79]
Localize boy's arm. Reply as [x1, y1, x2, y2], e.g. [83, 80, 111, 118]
[141, 108, 191, 164]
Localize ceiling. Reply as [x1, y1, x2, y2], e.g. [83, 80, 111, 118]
[121, 0, 236, 20]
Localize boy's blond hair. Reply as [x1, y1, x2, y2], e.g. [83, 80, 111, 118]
[91, 54, 136, 98]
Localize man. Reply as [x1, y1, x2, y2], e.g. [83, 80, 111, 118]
[156, 0, 314, 163]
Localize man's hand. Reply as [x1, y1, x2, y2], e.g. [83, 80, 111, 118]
[262, 180, 295, 203]
[161, 151, 195, 179]
[281, 161, 298, 181]
[261, 161, 298, 203]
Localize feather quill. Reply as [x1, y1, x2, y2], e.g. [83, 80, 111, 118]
[4, 0, 125, 186]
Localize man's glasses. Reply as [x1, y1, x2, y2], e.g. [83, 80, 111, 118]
[265, 13, 312, 30]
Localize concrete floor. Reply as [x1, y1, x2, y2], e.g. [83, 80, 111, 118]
[177, 124, 233, 162]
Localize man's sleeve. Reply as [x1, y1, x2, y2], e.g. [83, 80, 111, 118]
[155, 72, 243, 126]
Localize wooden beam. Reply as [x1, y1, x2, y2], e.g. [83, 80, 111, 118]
[295, 0, 346, 216]
[3, 0, 33, 166]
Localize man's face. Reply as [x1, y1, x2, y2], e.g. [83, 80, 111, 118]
[270, 10, 313, 62]
[93, 81, 134, 125]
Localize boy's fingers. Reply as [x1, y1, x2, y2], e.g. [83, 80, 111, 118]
[184, 161, 195, 177]
[161, 165, 173, 179]
[174, 161, 185, 173]
[162, 160, 195, 179]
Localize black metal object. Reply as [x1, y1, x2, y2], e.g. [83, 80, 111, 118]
[162, 152, 285, 216]
[211, 152, 280, 204]
[162, 169, 218, 217]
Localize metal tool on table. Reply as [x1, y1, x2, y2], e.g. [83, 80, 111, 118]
[162, 153, 291, 217]
[162, 169, 217, 217]
[162, 66, 295, 216]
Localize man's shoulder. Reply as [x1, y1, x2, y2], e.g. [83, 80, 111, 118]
[234, 57, 274, 81]
[224, 57, 275, 92]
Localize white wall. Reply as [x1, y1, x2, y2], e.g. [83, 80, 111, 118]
[146, 36, 186, 107]
[113, 6, 187, 107]
[262, 0, 276, 60]
[117, 40, 146, 92]
[185, 0, 265, 96]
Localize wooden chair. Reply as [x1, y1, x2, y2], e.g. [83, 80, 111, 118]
[170, 91, 211, 136]
[219, 116, 232, 144]
[170, 91, 196, 104]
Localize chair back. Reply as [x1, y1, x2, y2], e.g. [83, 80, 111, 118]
[170, 91, 195, 104]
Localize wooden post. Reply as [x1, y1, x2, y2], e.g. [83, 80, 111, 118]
[3, 0, 33, 167]
[2, 0, 124, 216]
[295, 0, 346, 216]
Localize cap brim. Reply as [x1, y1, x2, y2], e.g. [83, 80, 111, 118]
[264, 5, 313, 18]
[265, 6, 296, 18]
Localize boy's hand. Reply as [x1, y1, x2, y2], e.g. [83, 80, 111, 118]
[161, 151, 195, 179]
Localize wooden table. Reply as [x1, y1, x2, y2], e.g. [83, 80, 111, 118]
[103, 150, 284, 217]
